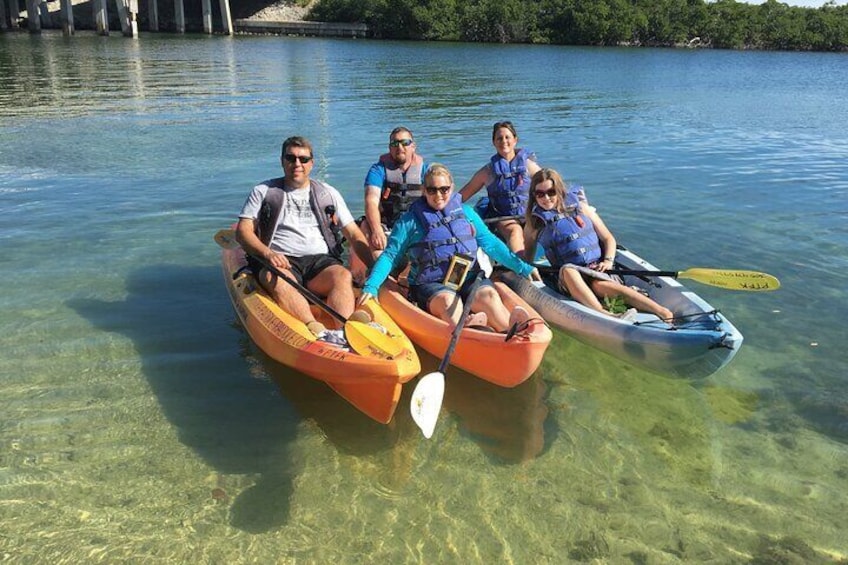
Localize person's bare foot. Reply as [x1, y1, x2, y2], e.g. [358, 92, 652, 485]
[306, 320, 327, 336]
[348, 310, 372, 324]
[657, 307, 674, 322]
[615, 308, 638, 322]
[508, 306, 530, 328]
[464, 311, 488, 328]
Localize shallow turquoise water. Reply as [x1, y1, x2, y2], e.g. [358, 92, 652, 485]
[1, 32, 847, 562]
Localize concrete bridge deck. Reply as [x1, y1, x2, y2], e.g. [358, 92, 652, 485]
[234, 19, 367, 38]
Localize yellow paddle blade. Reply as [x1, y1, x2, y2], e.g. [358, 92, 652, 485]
[345, 321, 406, 360]
[214, 229, 239, 249]
[680, 268, 781, 291]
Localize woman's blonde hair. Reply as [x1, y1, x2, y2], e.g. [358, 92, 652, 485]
[424, 163, 454, 187]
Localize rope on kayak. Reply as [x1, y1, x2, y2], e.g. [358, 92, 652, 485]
[709, 333, 737, 350]
[631, 309, 721, 329]
[504, 317, 547, 342]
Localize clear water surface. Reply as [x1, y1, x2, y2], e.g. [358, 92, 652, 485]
[1, 31, 847, 563]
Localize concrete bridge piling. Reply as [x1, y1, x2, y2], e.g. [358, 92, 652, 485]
[1, 1, 367, 38]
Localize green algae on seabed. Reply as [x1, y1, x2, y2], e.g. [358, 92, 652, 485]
[750, 534, 846, 564]
[542, 331, 715, 486]
[701, 385, 759, 425]
[569, 531, 611, 561]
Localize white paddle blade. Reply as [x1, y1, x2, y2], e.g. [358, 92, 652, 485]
[410, 372, 445, 439]
[476, 248, 493, 277]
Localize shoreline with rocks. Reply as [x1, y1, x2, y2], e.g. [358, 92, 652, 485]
[245, 1, 314, 22]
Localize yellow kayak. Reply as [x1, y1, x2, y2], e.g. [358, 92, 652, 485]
[221, 243, 420, 424]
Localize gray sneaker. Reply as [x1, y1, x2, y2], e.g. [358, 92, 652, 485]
[317, 329, 349, 348]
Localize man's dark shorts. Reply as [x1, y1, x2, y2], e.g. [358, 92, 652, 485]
[249, 253, 342, 286]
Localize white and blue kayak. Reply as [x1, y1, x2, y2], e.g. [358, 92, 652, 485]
[495, 247, 744, 379]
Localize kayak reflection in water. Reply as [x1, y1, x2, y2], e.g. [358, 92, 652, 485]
[444, 370, 549, 464]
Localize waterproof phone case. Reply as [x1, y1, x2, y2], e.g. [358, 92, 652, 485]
[443, 253, 474, 290]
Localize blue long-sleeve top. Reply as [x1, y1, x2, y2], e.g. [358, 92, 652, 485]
[362, 203, 534, 296]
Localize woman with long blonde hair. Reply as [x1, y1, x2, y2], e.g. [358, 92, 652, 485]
[524, 168, 672, 321]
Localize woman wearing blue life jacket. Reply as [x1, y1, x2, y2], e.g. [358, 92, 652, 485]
[459, 120, 542, 257]
[523, 168, 673, 322]
[358, 163, 541, 332]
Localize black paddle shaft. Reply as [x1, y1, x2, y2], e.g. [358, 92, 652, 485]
[437, 271, 484, 374]
[535, 264, 677, 279]
[607, 269, 678, 278]
[250, 253, 347, 324]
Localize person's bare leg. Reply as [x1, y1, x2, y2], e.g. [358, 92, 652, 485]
[559, 266, 608, 314]
[592, 280, 674, 321]
[470, 285, 511, 331]
[260, 269, 323, 334]
[308, 264, 356, 323]
[350, 222, 379, 286]
[498, 220, 525, 256]
[428, 291, 463, 327]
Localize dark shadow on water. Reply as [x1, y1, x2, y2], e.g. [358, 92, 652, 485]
[67, 264, 407, 534]
[416, 349, 554, 464]
[257, 347, 415, 454]
[764, 363, 848, 446]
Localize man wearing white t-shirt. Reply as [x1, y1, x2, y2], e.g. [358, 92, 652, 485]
[236, 136, 374, 337]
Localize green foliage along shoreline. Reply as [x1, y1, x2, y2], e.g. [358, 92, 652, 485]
[308, 0, 848, 51]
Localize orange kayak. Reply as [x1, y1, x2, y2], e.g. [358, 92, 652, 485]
[378, 277, 552, 387]
[221, 245, 420, 424]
